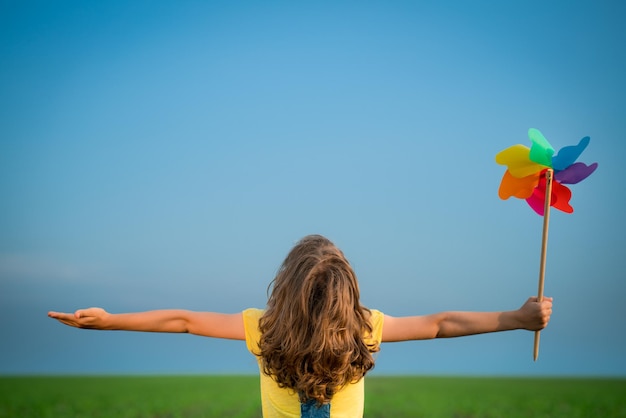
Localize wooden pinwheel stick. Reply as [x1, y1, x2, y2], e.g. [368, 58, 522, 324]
[534, 168, 554, 361]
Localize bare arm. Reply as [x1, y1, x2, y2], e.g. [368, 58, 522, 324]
[48, 308, 245, 340]
[382, 297, 553, 342]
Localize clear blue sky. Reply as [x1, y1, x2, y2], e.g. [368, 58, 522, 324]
[1, 1, 625, 376]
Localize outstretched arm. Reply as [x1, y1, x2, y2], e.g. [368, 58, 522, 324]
[382, 297, 552, 342]
[48, 308, 245, 340]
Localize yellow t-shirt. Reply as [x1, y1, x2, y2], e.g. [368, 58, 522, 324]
[242, 308, 384, 418]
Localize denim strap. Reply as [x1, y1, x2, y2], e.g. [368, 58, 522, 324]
[300, 398, 330, 418]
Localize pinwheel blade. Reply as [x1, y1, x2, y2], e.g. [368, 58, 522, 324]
[498, 169, 541, 200]
[526, 188, 548, 216]
[551, 181, 574, 213]
[555, 162, 598, 184]
[495, 144, 548, 178]
[526, 176, 573, 215]
[528, 128, 555, 167]
[552, 136, 590, 171]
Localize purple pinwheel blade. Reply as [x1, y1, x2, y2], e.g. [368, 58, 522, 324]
[552, 136, 590, 171]
[555, 162, 598, 184]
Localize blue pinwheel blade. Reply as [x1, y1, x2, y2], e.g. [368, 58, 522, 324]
[552, 136, 590, 171]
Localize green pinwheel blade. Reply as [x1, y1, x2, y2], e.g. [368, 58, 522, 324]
[528, 128, 555, 167]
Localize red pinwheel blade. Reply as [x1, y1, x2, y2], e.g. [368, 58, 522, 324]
[526, 176, 573, 215]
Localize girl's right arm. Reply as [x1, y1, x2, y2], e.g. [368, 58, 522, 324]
[48, 308, 245, 340]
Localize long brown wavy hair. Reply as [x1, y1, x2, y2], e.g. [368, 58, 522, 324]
[258, 235, 379, 405]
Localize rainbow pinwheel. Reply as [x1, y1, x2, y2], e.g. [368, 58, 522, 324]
[495, 128, 598, 361]
[495, 128, 598, 215]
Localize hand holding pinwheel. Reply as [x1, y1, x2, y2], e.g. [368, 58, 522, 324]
[495, 128, 597, 360]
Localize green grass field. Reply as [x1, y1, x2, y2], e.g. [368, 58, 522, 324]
[1, 375, 624, 417]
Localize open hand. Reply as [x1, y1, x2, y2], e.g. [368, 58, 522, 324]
[48, 308, 109, 329]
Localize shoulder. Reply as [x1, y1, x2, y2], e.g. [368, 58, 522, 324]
[365, 308, 385, 346]
[242, 308, 265, 353]
[242, 308, 264, 321]
[368, 309, 384, 329]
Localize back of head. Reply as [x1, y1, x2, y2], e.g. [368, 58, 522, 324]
[258, 235, 378, 405]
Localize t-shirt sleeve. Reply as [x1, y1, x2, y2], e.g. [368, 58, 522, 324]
[242, 308, 264, 355]
[366, 309, 385, 346]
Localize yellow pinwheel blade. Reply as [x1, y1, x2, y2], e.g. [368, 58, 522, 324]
[495, 144, 548, 178]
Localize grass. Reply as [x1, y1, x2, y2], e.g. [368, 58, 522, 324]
[364, 376, 626, 417]
[1, 375, 625, 417]
[0, 375, 261, 418]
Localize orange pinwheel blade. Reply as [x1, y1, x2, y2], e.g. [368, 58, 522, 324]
[498, 169, 541, 200]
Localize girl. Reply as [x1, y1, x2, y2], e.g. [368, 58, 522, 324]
[49, 234, 553, 418]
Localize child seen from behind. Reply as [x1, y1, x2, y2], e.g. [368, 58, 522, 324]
[49, 234, 553, 418]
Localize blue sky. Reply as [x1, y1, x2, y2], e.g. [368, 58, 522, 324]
[1, 1, 625, 377]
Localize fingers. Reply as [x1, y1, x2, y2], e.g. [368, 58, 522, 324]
[48, 311, 81, 328]
[520, 296, 553, 331]
[527, 296, 553, 304]
[48, 310, 89, 320]
[527, 295, 552, 300]
[48, 311, 73, 320]
[537, 297, 553, 329]
[49, 307, 107, 330]
[540, 296, 553, 305]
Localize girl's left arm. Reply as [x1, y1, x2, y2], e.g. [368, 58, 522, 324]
[48, 308, 245, 340]
[382, 297, 552, 342]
